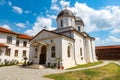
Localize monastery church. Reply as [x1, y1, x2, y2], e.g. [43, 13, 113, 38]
[30, 9, 97, 69]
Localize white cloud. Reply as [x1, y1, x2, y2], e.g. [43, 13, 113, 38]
[47, 14, 57, 19]
[95, 36, 120, 46]
[12, 6, 23, 14]
[25, 17, 56, 36]
[108, 36, 120, 43]
[111, 28, 120, 34]
[15, 23, 26, 28]
[60, 0, 70, 9]
[0, 25, 11, 30]
[66, 2, 120, 33]
[52, 0, 57, 3]
[51, 4, 60, 11]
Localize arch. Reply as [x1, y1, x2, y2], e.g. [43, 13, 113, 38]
[51, 46, 56, 58]
[39, 45, 46, 64]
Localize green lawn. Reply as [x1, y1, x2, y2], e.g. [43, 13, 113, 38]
[44, 63, 120, 80]
[67, 61, 103, 69]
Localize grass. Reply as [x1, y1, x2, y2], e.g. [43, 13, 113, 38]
[67, 61, 103, 69]
[44, 63, 120, 80]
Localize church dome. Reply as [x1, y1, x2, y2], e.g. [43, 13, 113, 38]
[75, 17, 84, 26]
[57, 9, 75, 19]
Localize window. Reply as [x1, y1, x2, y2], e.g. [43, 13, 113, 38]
[14, 50, 18, 57]
[7, 36, 12, 44]
[80, 48, 82, 56]
[23, 50, 26, 57]
[68, 46, 71, 57]
[23, 41, 27, 47]
[5, 48, 11, 56]
[78, 26, 80, 32]
[16, 40, 19, 46]
[61, 20, 63, 27]
[51, 46, 55, 58]
[0, 48, 2, 56]
[34, 48, 38, 58]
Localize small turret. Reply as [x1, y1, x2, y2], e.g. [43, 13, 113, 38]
[75, 17, 84, 32]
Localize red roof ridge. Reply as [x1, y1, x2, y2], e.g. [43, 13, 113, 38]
[96, 45, 120, 49]
[0, 27, 18, 34]
[0, 27, 32, 40]
[18, 34, 33, 40]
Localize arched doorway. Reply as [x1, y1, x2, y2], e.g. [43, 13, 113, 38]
[39, 45, 46, 64]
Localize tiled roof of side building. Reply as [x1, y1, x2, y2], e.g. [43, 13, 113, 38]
[0, 27, 32, 40]
[18, 34, 33, 40]
[96, 45, 120, 49]
[0, 27, 18, 34]
[0, 43, 8, 47]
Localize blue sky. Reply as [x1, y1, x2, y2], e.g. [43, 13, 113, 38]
[0, 0, 120, 46]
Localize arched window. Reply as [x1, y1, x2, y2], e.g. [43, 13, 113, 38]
[34, 48, 38, 58]
[61, 20, 63, 27]
[51, 46, 55, 58]
[68, 46, 71, 57]
[80, 48, 82, 56]
[78, 26, 80, 32]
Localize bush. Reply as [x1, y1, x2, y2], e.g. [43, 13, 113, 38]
[0, 59, 18, 67]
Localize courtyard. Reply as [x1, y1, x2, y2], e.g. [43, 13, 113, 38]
[1, 61, 119, 80]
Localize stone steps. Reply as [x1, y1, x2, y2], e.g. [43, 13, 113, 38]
[27, 64, 46, 69]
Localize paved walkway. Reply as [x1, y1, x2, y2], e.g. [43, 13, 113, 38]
[0, 61, 119, 80]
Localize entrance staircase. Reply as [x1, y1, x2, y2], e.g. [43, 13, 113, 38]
[27, 64, 46, 69]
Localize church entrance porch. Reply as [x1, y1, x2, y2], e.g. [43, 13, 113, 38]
[39, 45, 46, 64]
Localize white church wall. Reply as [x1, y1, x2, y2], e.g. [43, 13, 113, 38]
[61, 37, 75, 69]
[85, 38, 94, 62]
[91, 40, 97, 62]
[73, 32, 86, 64]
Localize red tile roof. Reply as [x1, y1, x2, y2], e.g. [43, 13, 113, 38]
[0, 27, 32, 40]
[18, 34, 32, 40]
[0, 43, 8, 47]
[96, 45, 120, 49]
[0, 27, 17, 34]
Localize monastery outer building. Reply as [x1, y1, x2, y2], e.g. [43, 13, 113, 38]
[0, 27, 32, 62]
[30, 9, 97, 69]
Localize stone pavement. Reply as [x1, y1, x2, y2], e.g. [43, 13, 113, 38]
[0, 61, 119, 80]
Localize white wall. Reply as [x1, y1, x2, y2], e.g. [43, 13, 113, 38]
[0, 32, 30, 62]
[57, 17, 75, 29]
[61, 37, 75, 68]
[73, 32, 86, 64]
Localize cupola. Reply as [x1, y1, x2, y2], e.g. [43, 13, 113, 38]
[56, 9, 75, 29]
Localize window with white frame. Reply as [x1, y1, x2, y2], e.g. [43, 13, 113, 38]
[7, 36, 12, 44]
[14, 50, 18, 57]
[5, 48, 11, 56]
